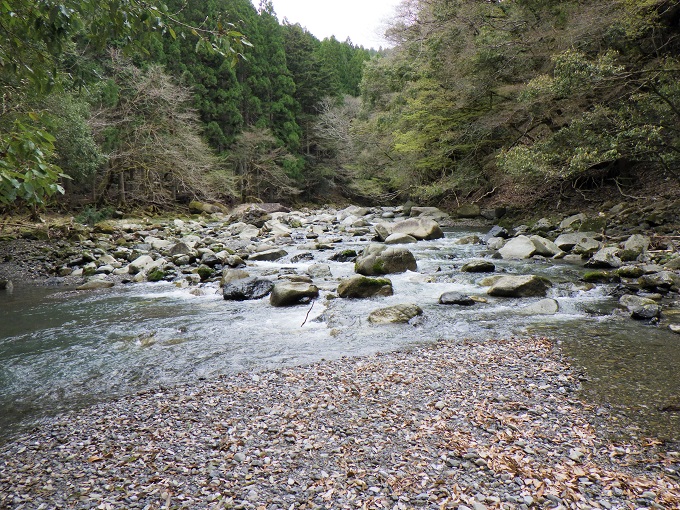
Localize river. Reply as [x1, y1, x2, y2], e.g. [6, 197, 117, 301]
[1, 226, 678, 443]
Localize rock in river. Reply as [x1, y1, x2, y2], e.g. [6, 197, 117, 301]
[368, 303, 423, 324]
[270, 282, 319, 307]
[619, 294, 661, 320]
[439, 292, 476, 306]
[223, 277, 274, 301]
[460, 260, 495, 273]
[337, 275, 393, 298]
[355, 244, 417, 276]
[498, 235, 536, 260]
[487, 275, 552, 298]
[391, 218, 444, 240]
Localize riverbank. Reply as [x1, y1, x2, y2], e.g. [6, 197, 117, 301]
[1, 336, 678, 510]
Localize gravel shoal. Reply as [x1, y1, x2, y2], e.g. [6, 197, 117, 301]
[1, 337, 678, 510]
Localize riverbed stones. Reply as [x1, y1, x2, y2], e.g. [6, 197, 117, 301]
[554, 232, 599, 252]
[337, 275, 393, 298]
[498, 235, 536, 260]
[128, 254, 155, 274]
[306, 263, 332, 279]
[638, 271, 680, 292]
[368, 303, 423, 324]
[585, 247, 623, 269]
[619, 294, 661, 320]
[270, 282, 319, 306]
[624, 234, 650, 256]
[355, 244, 417, 276]
[559, 213, 586, 230]
[439, 292, 476, 306]
[487, 275, 552, 298]
[410, 206, 449, 219]
[391, 217, 444, 240]
[223, 277, 273, 301]
[456, 203, 481, 218]
[461, 260, 495, 273]
[521, 298, 559, 315]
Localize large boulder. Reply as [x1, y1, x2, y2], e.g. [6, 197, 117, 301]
[189, 200, 228, 214]
[530, 235, 563, 257]
[391, 218, 444, 241]
[456, 204, 481, 218]
[385, 233, 418, 245]
[619, 294, 661, 320]
[374, 223, 393, 242]
[410, 206, 449, 219]
[554, 232, 599, 252]
[638, 271, 680, 292]
[368, 303, 423, 324]
[521, 298, 559, 315]
[128, 255, 155, 274]
[270, 282, 319, 307]
[230, 204, 272, 228]
[355, 244, 417, 276]
[487, 275, 552, 298]
[337, 275, 393, 298]
[498, 235, 537, 260]
[623, 234, 651, 256]
[223, 277, 274, 301]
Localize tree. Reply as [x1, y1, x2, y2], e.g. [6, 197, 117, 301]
[0, 0, 247, 208]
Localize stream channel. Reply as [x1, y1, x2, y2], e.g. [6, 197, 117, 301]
[1, 226, 679, 443]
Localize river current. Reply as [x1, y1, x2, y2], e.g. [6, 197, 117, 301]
[1, 227, 678, 443]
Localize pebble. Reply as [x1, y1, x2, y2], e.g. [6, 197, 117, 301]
[0, 338, 678, 509]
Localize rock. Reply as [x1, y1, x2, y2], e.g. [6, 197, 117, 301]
[439, 292, 476, 306]
[337, 205, 370, 221]
[583, 271, 620, 283]
[329, 249, 357, 262]
[223, 277, 274, 301]
[230, 204, 272, 227]
[498, 235, 537, 260]
[189, 200, 227, 214]
[307, 264, 333, 279]
[487, 275, 552, 298]
[248, 249, 288, 262]
[483, 225, 510, 243]
[572, 236, 602, 256]
[585, 247, 622, 268]
[664, 257, 680, 270]
[619, 294, 661, 319]
[480, 207, 506, 220]
[530, 235, 563, 257]
[410, 206, 449, 219]
[456, 235, 481, 245]
[128, 255, 155, 274]
[624, 234, 650, 255]
[76, 279, 115, 290]
[374, 223, 393, 242]
[221, 268, 250, 285]
[355, 244, 417, 276]
[263, 219, 292, 236]
[616, 265, 644, 278]
[554, 232, 599, 252]
[337, 275, 393, 298]
[391, 218, 444, 240]
[384, 233, 418, 245]
[368, 303, 423, 324]
[0, 280, 13, 290]
[521, 298, 559, 315]
[639, 271, 680, 292]
[669, 324, 680, 334]
[456, 204, 481, 218]
[223, 254, 246, 268]
[559, 213, 586, 230]
[460, 260, 495, 273]
[486, 237, 506, 250]
[270, 282, 319, 307]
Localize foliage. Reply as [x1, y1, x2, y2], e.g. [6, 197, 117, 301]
[74, 205, 116, 225]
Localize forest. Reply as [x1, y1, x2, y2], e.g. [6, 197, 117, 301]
[2, 0, 680, 215]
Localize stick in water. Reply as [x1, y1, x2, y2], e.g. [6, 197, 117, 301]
[301, 301, 315, 327]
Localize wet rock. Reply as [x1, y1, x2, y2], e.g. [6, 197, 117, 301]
[486, 237, 506, 251]
[223, 254, 246, 268]
[368, 303, 423, 324]
[670, 324, 680, 334]
[374, 223, 393, 242]
[585, 247, 623, 269]
[330, 249, 357, 263]
[355, 244, 417, 276]
[270, 282, 319, 306]
[572, 236, 602, 256]
[223, 277, 273, 301]
[439, 292, 476, 306]
[487, 275, 552, 298]
[307, 264, 333, 280]
[221, 268, 250, 285]
[583, 271, 620, 283]
[530, 235, 563, 257]
[249, 249, 288, 262]
[263, 219, 292, 236]
[521, 298, 559, 315]
[461, 260, 495, 273]
[499, 235, 536, 260]
[391, 218, 444, 240]
[384, 233, 418, 245]
[624, 234, 650, 256]
[619, 294, 661, 320]
[616, 265, 644, 278]
[337, 205, 370, 221]
[337, 275, 393, 298]
[128, 255, 155, 274]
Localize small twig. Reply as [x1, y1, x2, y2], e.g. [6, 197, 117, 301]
[301, 301, 315, 327]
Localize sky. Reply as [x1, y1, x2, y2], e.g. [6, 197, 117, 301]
[260, 0, 402, 49]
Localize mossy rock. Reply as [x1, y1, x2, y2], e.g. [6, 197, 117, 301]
[196, 264, 215, 281]
[147, 269, 167, 282]
[618, 249, 640, 262]
[582, 271, 620, 283]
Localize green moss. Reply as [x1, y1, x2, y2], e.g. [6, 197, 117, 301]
[196, 264, 214, 281]
[583, 271, 620, 283]
[147, 269, 166, 282]
[372, 259, 386, 274]
[618, 249, 639, 262]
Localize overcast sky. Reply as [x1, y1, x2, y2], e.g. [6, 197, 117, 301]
[259, 0, 402, 49]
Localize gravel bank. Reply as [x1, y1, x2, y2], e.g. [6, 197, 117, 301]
[1, 337, 678, 509]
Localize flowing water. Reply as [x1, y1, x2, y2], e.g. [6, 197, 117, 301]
[1, 227, 679, 443]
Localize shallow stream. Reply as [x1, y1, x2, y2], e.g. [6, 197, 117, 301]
[1, 227, 678, 443]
